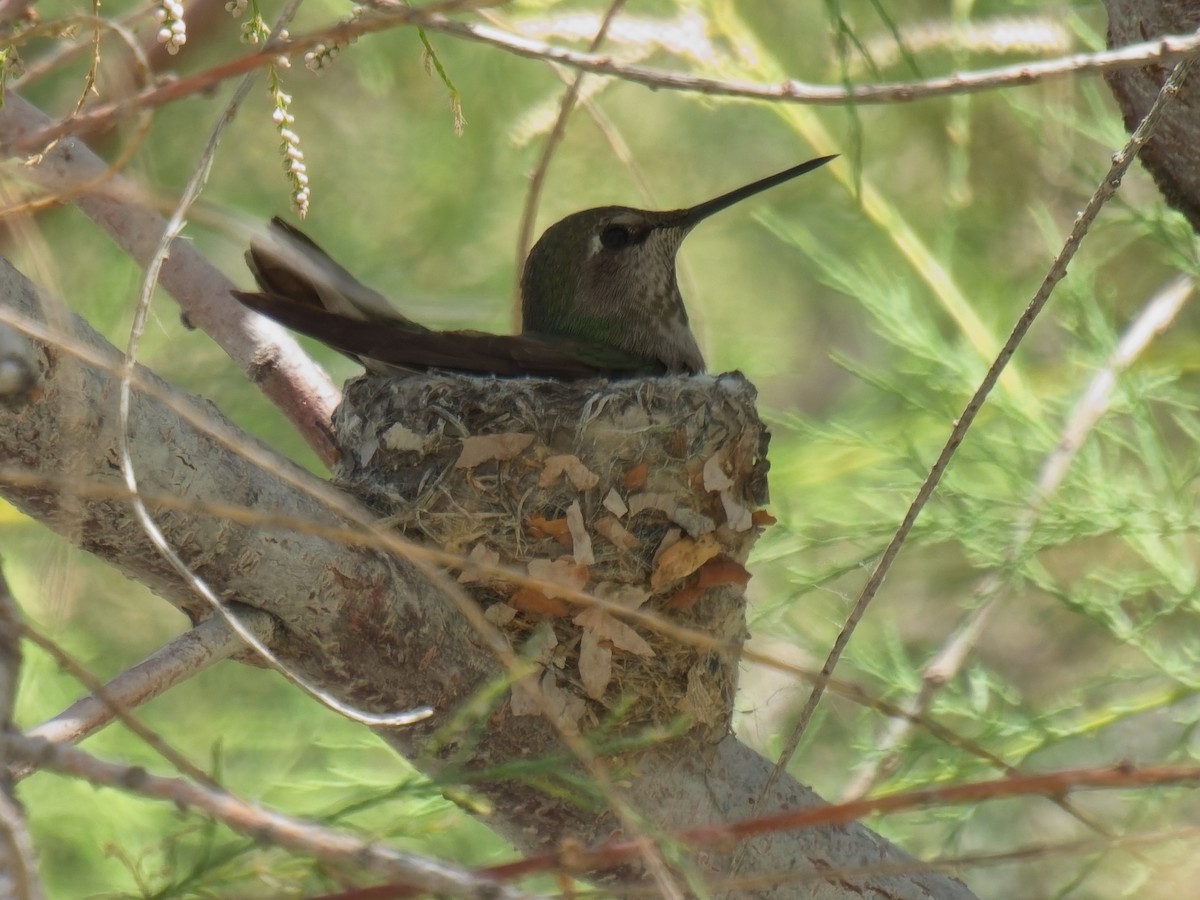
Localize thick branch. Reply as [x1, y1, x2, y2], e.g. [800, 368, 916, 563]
[0, 260, 973, 897]
[0, 92, 340, 464]
[1104, 1, 1200, 232]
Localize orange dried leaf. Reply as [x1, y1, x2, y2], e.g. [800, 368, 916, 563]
[455, 432, 535, 469]
[650, 533, 722, 590]
[527, 514, 571, 546]
[510, 587, 571, 617]
[695, 557, 752, 588]
[624, 461, 649, 492]
[752, 509, 778, 527]
[664, 583, 704, 611]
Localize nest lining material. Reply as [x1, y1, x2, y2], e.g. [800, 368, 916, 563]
[331, 371, 771, 740]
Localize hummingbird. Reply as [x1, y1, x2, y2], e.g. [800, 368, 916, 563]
[234, 155, 835, 380]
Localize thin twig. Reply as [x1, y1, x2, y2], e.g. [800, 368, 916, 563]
[3, 733, 529, 899]
[757, 35, 1199, 803]
[15, 611, 275, 779]
[841, 274, 1196, 802]
[19, 623, 225, 786]
[0, 565, 45, 900]
[0, 448, 1019, 774]
[482, 761, 1200, 883]
[115, 0, 430, 730]
[510, 0, 627, 325]
[9, 14, 1200, 156]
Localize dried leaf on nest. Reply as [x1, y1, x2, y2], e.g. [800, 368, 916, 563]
[454, 432, 535, 469]
[720, 490, 753, 532]
[574, 594, 654, 655]
[527, 513, 571, 546]
[679, 661, 725, 726]
[357, 435, 380, 466]
[380, 422, 426, 453]
[703, 452, 755, 531]
[528, 557, 588, 594]
[629, 492, 715, 536]
[484, 603, 518, 625]
[511, 558, 589, 616]
[513, 669, 585, 733]
[664, 583, 703, 611]
[624, 461, 649, 492]
[510, 588, 571, 617]
[512, 629, 574, 720]
[539, 454, 600, 490]
[752, 509, 777, 527]
[650, 533, 722, 590]
[574, 584, 654, 699]
[702, 452, 734, 491]
[654, 527, 682, 562]
[665, 557, 753, 610]
[578, 633, 611, 700]
[594, 515, 639, 551]
[696, 557, 752, 588]
[458, 542, 501, 584]
[565, 500, 594, 565]
[602, 488, 628, 518]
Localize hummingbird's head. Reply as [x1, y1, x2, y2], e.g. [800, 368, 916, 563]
[519, 206, 702, 372]
[518, 155, 837, 374]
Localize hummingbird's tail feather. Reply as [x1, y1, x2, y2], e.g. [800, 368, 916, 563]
[244, 218, 430, 331]
[234, 288, 630, 379]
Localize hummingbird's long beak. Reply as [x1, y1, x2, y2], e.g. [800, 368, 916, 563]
[677, 154, 837, 229]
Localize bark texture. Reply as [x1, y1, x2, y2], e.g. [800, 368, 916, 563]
[1104, 0, 1200, 231]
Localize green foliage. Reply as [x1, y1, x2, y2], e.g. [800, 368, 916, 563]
[8, 0, 1200, 896]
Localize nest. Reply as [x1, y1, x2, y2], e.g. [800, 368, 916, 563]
[332, 372, 771, 742]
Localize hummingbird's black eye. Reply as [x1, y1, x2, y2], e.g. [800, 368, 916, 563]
[600, 224, 633, 250]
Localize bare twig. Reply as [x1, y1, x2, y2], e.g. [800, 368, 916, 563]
[114, 0, 429, 731]
[16, 611, 275, 779]
[4, 732, 529, 899]
[840, 274, 1196, 801]
[483, 761, 1200, 885]
[510, 0, 627, 325]
[0, 564, 46, 900]
[9, 13, 1200, 156]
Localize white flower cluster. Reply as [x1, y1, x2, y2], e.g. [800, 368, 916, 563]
[272, 89, 310, 218]
[223, 0, 247, 17]
[303, 42, 339, 72]
[303, 6, 362, 72]
[155, 0, 186, 55]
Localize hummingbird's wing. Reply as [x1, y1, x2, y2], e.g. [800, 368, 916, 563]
[234, 288, 654, 379]
[237, 219, 667, 379]
[244, 218, 431, 331]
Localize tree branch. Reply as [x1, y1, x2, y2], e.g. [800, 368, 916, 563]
[0, 257, 975, 897]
